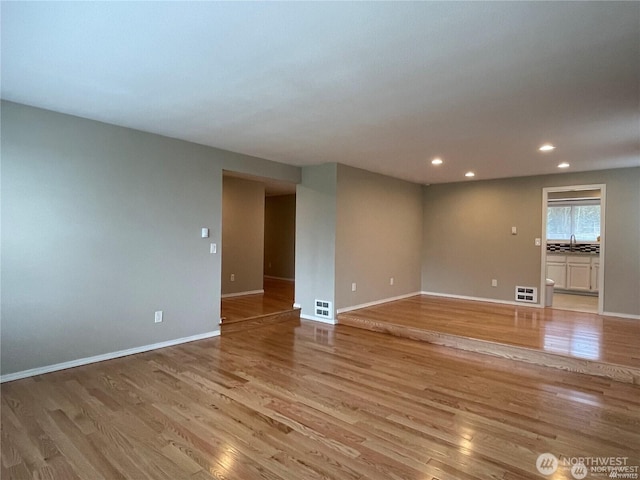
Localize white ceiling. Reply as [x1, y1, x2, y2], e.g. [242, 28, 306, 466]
[2, 2, 638, 185]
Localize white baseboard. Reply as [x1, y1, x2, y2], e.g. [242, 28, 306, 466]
[603, 311, 640, 320]
[221, 289, 264, 298]
[300, 313, 336, 325]
[264, 275, 294, 282]
[336, 292, 422, 314]
[0, 330, 220, 383]
[421, 291, 544, 309]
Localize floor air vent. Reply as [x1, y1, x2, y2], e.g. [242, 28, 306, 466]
[515, 286, 538, 303]
[315, 299, 333, 319]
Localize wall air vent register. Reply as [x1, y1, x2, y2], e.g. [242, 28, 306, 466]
[515, 286, 538, 303]
[315, 300, 333, 319]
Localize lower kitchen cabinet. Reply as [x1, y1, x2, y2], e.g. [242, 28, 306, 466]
[546, 260, 567, 289]
[546, 254, 599, 293]
[567, 261, 591, 291]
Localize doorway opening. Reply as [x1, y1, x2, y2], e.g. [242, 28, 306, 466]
[540, 184, 605, 314]
[220, 171, 297, 327]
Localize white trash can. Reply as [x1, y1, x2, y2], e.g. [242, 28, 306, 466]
[545, 278, 555, 307]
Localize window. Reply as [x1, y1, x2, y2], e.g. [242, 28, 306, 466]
[547, 200, 600, 241]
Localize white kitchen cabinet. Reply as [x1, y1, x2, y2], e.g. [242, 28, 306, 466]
[567, 263, 591, 291]
[590, 257, 600, 292]
[546, 254, 599, 292]
[546, 256, 567, 289]
[566, 255, 592, 291]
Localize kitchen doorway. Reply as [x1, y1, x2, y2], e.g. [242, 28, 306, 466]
[540, 185, 605, 314]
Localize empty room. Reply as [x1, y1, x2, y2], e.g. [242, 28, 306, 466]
[1, 2, 639, 480]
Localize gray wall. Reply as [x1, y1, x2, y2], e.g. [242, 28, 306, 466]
[1, 101, 300, 376]
[335, 164, 423, 310]
[3, 100, 637, 378]
[221, 176, 265, 295]
[422, 167, 640, 316]
[264, 194, 296, 280]
[295, 164, 337, 319]
[295, 163, 423, 317]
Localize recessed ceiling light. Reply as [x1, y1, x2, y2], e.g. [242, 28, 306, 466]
[465, 171, 475, 178]
[558, 162, 570, 169]
[431, 158, 443, 165]
[539, 144, 555, 152]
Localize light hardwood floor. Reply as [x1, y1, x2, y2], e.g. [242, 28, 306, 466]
[2, 318, 639, 479]
[338, 295, 640, 369]
[221, 277, 294, 324]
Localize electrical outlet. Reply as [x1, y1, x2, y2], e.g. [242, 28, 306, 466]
[390, 277, 394, 286]
[351, 282, 357, 292]
[230, 274, 235, 282]
[491, 279, 498, 287]
[210, 243, 217, 254]
[154, 311, 163, 323]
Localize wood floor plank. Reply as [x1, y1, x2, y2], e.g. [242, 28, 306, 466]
[221, 277, 294, 323]
[338, 294, 640, 383]
[34, 407, 108, 480]
[2, 317, 639, 479]
[338, 294, 640, 367]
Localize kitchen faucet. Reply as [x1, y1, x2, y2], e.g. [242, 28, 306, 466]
[570, 234, 576, 252]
